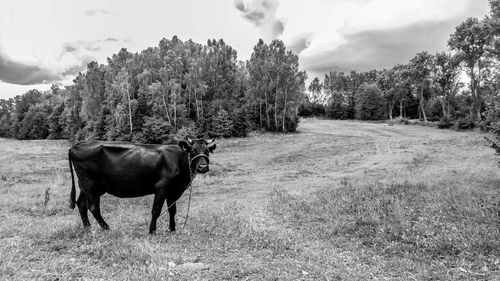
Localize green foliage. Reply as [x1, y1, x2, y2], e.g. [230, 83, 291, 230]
[298, 101, 326, 117]
[134, 116, 173, 144]
[307, 77, 323, 104]
[455, 117, 475, 130]
[0, 99, 14, 137]
[47, 102, 66, 139]
[210, 108, 233, 138]
[283, 114, 299, 133]
[448, 17, 492, 121]
[426, 98, 444, 121]
[355, 84, 386, 120]
[325, 101, 346, 119]
[247, 39, 306, 133]
[230, 108, 250, 137]
[17, 104, 50, 139]
[437, 117, 454, 129]
[0, 36, 285, 142]
[5, 1, 500, 140]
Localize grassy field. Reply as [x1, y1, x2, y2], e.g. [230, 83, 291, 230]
[1, 118, 499, 280]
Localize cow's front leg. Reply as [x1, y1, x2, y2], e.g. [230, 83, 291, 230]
[149, 192, 166, 234]
[166, 198, 177, 232]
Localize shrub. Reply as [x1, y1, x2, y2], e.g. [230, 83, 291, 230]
[174, 123, 196, 141]
[210, 108, 233, 138]
[455, 117, 475, 130]
[437, 117, 453, 129]
[137, 116, 173, 144]
[488, 120, 500, 135]
[325, 102, 346, 119]
[395, 117, 409, 125]
[299, 102, 326, 117]
[479, 120, 488, 131]
[284, 114, 299, 133]
[231, 108, 250, 137]
[17, 105, 50, 139]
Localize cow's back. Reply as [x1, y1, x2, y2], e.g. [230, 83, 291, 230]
[70, 141, 180, 197]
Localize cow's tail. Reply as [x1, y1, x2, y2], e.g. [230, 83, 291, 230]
[68, 150, 76, 209]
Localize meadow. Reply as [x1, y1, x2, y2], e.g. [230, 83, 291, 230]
[0, 119, 499, 280]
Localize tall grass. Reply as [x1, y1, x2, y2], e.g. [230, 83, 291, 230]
[271, 178, 500, 279]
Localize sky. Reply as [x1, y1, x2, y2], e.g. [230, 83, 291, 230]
[0, 0, 491, 99]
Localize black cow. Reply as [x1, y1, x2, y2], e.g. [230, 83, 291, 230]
[68, 137, 216, 233]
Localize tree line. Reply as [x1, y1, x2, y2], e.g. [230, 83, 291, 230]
[300, 0, 500, 133]
[0, 37, 305, 143]
[4, 0, 500, 142]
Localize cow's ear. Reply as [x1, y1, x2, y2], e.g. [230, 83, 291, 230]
[206, 138, 215, 144]
[179, 141, 192, 152]
[208, 143, 216, 153]
[186, 136, 194, 145]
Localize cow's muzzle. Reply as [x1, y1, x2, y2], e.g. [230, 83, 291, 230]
[197, 163, 209, 173]
[190, 153, 210, 174]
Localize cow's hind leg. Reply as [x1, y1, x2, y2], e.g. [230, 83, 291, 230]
[88, 194, 109, 230]
[76, 193, 91, 228]
[149, 192, 166, 234]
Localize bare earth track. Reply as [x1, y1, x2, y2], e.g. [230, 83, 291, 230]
[1, 119, 499, 280]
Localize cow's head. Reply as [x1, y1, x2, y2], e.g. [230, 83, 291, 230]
[179, 136, 216, 174]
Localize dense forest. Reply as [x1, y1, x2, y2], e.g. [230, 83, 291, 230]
[0, 38, 305, 142]
[3, 1, 500, 142]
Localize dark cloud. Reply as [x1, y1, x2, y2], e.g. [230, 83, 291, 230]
[271, 21, 284, 38]
[234, 0, 268, 25]
[0, 51, 61, 85]
[55, 38, 122, 77]
[243, 10, 266, 24]
[85, 9, 114, 17]
[61, 59, 93, 76]
[58, 38, 120, 61]
[304, 20, 459, 75]
[64, 45, 77, 53]
[234, 0, 283, 38]
[287, 33, 312, 54]
[235, 0, 245, 12]
[236, 0, 489, 80]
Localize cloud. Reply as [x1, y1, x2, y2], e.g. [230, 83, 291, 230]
[304, 20, 457, 74]
[0, 37, 122, 86]
[60, 59, 95, 76]
[85, 9, 115, 17]
[236, 0, 489, 76]
[0, 47, 61, 85]
[234, 0, 283, 38]
[56, 38, 121, 76]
